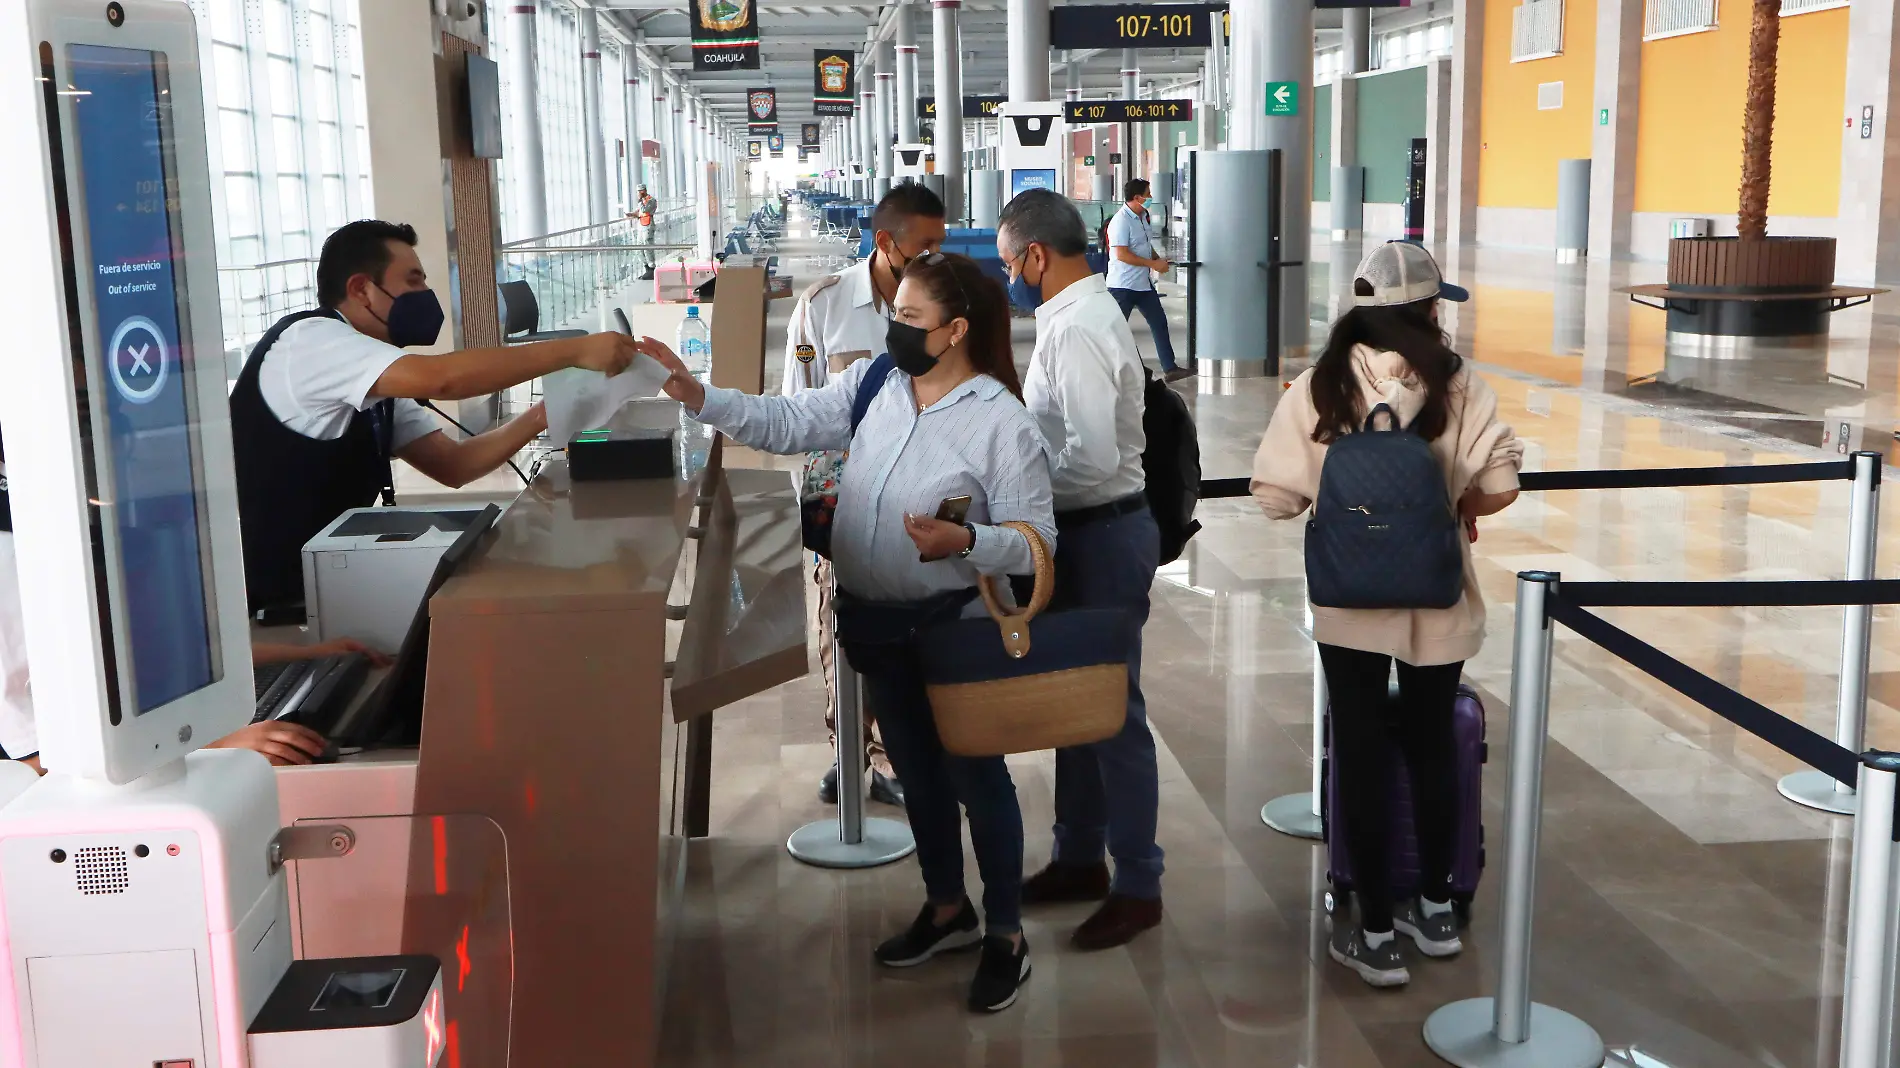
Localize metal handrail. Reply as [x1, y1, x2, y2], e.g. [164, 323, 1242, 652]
[501, 243, 698, 255]
[217, 256, 317, 272]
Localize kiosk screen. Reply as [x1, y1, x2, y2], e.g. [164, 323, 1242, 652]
[67, 43, 218, 715]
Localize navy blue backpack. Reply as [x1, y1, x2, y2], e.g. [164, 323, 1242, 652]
[1304, 403, 1464, 610]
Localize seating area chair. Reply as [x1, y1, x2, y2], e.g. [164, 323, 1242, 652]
[500, 280, 588, 344]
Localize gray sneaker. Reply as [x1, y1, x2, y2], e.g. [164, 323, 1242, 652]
[1329, 922, 1410, 988]
[1394, 898, 1464, 958]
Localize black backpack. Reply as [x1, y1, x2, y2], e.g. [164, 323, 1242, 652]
[1141, 369, 1201, 565]
[1305, 403, 1463, 610]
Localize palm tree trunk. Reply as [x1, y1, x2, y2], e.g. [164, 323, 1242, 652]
[1737, 0, 1781, 241]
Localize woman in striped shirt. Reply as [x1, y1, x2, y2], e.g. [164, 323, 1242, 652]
[637, 252, 1054, 1014]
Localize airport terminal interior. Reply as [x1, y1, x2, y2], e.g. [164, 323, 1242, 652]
[11, 0, 1900, 1066]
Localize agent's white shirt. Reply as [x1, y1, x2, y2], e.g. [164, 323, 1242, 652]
[780, 259, 894, 395]
[1024, 273, 1147, 511]
[259, 316, 440, 447]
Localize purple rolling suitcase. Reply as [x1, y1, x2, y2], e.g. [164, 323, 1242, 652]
[1321, 683, 1487, 925]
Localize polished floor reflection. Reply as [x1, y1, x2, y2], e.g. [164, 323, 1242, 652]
[658, 220, 1894, 1067]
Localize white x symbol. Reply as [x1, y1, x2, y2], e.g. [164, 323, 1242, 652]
[126, 343, 152, 374]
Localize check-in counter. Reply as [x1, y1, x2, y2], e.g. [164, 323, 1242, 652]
[276, 268, 805, 1068]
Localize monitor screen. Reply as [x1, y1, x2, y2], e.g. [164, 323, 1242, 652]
[1011, 169, 1057, 198]
[467, 54, 502, 159]
[67, 43, 220, 716]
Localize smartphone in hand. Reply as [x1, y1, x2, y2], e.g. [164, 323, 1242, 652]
[918, 495, 974, 562]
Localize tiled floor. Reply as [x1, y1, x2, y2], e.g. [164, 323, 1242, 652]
[656, 214, 1900, 1067]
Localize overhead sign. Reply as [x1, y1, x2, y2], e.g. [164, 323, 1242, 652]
[747, 140, 763, 159]
[1265, 81, 1298, 116]
[691, 0, 760, 71]
[1049, 4, 1221, 49]
[768, 131, 785, 156]
[917, 95, 1007, 119]
[801, 122, 821, 147]
[747, 86, 777, 132]
[1065, 98, 1195, 123]
[814, 50, 855, 114]
[799, 144, 819, 160]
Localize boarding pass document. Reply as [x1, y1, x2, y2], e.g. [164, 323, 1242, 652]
[544, 355, 671, 443]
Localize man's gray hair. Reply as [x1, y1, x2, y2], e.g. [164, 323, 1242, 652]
[997, 189, 1089, 257]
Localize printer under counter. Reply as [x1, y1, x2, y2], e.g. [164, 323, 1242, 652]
[301, 505, 502, 653]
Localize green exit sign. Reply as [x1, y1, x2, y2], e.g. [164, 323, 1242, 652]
[1084, 154, 1097, 165]
[1598, 107, 1609, 126]
[1266, 81, 1298, 116]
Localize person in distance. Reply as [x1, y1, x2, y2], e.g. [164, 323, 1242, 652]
[633, 252, 1053, 1016]
[1250, 240, 1521, 989]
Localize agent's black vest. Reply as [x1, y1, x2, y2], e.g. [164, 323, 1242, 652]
[230, 310, 393, 613]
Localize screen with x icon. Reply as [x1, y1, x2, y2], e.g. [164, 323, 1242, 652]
[68, 42, 216, 715]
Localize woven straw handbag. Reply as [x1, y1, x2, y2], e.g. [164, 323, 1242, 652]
[918, 522, 1131, 757]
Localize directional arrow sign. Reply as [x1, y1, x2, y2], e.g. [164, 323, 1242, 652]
[1266, 81, 1298, 116]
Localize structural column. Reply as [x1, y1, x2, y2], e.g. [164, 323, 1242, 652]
[672, 83, 688, 202]
[875, 37, 895, 186]
[625, 44, 644, 193]
[1228, 0, 1315, 357]
[1447, 0, 1484, 245]
[1065, 51, 1080, 102]
[1423, 56, 1453, 244]
[1330, 7, 1367, 239]
[1835, 0, 1900, 282]
[1588, 0, 1641, 259]
[508, 0, 548, 237]
[580, 9, 610, 225]
[934, 0, 966, 217]
[1007, 0, 1050, 101]
[896, 1, 921, 144]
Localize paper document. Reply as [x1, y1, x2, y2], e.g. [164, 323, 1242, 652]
[543, 354, 672, 443]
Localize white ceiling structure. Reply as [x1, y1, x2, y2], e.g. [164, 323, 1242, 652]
[585, 0, 1347, 127]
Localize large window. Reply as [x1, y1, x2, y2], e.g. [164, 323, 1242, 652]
[186, 0, 373, 358]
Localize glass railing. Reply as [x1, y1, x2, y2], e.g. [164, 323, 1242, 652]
[500, 209, 699, 331]
[217, 257, 319, 375]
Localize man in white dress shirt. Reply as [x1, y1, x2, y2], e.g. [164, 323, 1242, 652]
[783, 183, 948, 806]
[998, 189, 1165, 951]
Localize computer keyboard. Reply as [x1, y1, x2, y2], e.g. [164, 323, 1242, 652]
[252, 661, 314, 724]
[254, 661, 293, 701]
[251, 653, 369, 731]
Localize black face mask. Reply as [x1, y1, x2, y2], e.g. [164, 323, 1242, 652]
[886, 319, 948, 377]
[882, 241, 914, 287]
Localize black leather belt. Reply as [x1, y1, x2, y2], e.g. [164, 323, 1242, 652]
[1055, 492, 1147, 527]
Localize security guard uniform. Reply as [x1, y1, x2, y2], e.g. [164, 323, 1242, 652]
[784, 257, 898, 783]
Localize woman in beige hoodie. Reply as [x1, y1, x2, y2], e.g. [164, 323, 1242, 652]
[1251, 241, 1522, 989]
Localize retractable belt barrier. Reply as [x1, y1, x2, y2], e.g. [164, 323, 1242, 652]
[1425, 570, 1900, 1068]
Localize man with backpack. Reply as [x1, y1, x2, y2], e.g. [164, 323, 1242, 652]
[998, 189, 1166, 950]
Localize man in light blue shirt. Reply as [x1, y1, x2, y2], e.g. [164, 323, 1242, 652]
[1106, 179, 1189, 383]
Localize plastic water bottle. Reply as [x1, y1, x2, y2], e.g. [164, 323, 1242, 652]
[677, 305, 711, 376]
[676, 305, 714, 476]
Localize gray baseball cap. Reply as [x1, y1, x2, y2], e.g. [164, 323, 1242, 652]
[1351, 241, 1469, 307]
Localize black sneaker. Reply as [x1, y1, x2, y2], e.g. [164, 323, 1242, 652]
[967, 934, 1031, 1013]
[1329, 922, 1410, 988]
[874, 899, 982, 968]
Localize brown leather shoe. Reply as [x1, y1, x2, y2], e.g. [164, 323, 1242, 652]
[1071, 894, 1163, 951]
[1020, 861, 1111, 906]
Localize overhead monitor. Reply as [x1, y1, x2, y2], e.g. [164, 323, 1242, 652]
[13, 0, 253, 783]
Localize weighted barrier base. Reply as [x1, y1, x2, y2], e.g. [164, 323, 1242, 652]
[787, 817, 916, 869]
[1778, 768, 1858, 815]
[1423, 999, 1604, 1068]
[1261, 792, 1324, 841]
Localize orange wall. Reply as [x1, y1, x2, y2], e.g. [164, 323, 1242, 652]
[1632, 7, 1848, 217]
[1478, 0, 1597, 207]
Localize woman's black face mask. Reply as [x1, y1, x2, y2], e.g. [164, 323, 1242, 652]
[885, 318, 954, 377]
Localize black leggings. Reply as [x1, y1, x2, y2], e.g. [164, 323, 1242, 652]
[1320, 644, 1464, 933]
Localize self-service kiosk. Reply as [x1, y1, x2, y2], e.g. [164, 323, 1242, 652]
[996, 100, 1066, 199]
[892, 143, 929, 184]
[0, 3, 442, 1066]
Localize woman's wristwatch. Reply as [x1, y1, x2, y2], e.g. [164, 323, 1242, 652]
[958, 523, 977, 559]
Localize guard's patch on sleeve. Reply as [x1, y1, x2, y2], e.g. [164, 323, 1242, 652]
[795, 344, 817, 364]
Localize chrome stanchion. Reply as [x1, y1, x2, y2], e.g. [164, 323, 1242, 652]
[1782, 450, 1881, 815]
[1423, 573, 1604, 1068]
[1837, 752, 1900, 1068]
[1262, 654, 1326, 840]
[787, 594, 916, 868]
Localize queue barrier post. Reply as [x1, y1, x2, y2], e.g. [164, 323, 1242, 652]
[1261, 653, 1326, 840]
[1422, 572, 1605, 1068]
[1781, 450, 1882, 816]
[1837, 752, 1900, 1068]
[787, 577, 917, 868]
